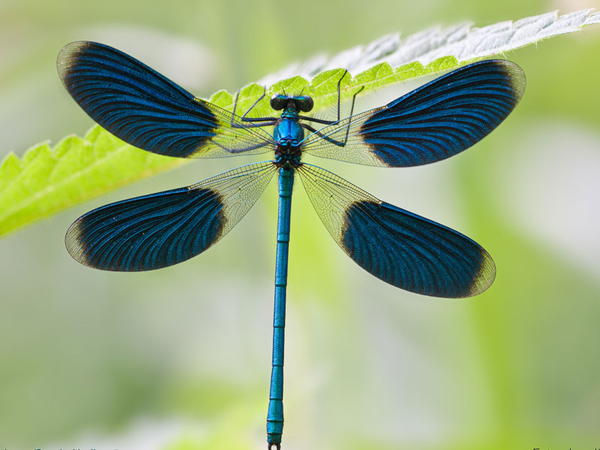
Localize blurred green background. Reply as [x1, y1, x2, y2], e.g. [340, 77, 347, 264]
[1, 0, 599, 449]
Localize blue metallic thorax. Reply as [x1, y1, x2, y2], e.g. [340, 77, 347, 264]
[274, 107, 304, 169]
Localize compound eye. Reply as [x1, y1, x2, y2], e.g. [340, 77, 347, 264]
[270, 94, 287, 110]
[297, 96, 314, 112]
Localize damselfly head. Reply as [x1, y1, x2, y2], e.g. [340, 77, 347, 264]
[270, 94, 314, 113]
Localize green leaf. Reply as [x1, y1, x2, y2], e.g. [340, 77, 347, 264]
[1, 8, 599, 237]
[0, 126, 184, 236]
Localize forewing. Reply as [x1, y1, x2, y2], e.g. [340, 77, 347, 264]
[58, 41, 275, 159]
[302, 60, 525, 167]
[66, 162, 277, 271]
[298, 164, 495, 297]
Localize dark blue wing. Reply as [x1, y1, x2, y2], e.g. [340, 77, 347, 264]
[302, 60, 525, 167]
[298, 164, 495, 297]
[66, 162, 276, 271]
[58, 41, 274, 159]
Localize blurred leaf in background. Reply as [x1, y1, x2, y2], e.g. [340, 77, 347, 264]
[0, 1, 599, 449]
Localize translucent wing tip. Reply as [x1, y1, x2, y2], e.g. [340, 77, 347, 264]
[491, 59, 527, 103]
[57, 41, 93, 84]
[462, 247, 496, 298]
[65, 216, 96, 269]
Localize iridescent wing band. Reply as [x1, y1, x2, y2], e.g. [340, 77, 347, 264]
[58, 41, 275, 159]
[302, 60, 525, 167]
